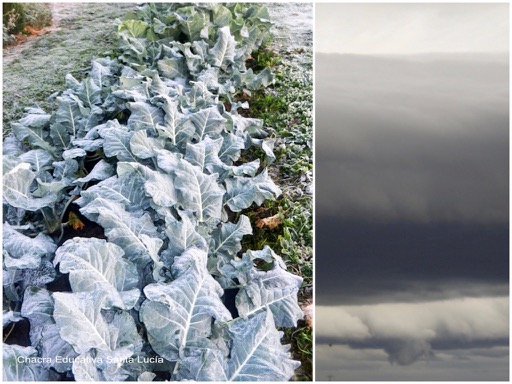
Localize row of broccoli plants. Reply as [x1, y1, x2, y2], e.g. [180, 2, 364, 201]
[3, 3, 304, 381]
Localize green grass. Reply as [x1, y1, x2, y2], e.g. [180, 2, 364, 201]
[242, 46, 313, 381]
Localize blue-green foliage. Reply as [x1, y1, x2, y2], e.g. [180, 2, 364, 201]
[3, 3, 303, 381]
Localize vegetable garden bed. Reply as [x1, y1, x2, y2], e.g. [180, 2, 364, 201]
[3, 3, 313, 381]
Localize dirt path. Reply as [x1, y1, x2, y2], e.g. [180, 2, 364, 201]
[4, 4, 88, 66]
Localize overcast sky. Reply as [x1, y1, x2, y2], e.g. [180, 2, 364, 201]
[315, 3, 509, 381]
[316, 3, 509, 54]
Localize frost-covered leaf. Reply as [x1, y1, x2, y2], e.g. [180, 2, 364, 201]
[210, 215, 252, 259]
[144, 167, 178, 208]
[130, 130, 165, 159]
[155, 148, 182, 173]
[232, 115, 267, 139]
[112, 75, 150, 102]
[3, 310, 23, 327]
[72, 124, 104, 151]
[100, 120, 137, 162]
[155, 95, 194, 147]
[80, 198, 162, 264]
[80, 77, 103, 109]
[74, 159, 115, 184]
[11, 108, 52, 153]
[3, 344, 49, 381]
[209, 26, 236, 68]
[42, 159, 78, 195]
[3, 223, 56, 269]
[252, 137, 276, 164]
[95, 311, 143, 380]
[55, 96, 82, 137]
[11, 121, 55, 154]
[227, 311, 299, 381]
[20, 286, 54, 346]
[140, 248, 232, 362]
[163, 214, 208, 263]
[118, 19, 150, 38]
[49, 122, 71, 151]
[236, 267, 303, 327]
[72, 352, 102, 381]
[127, 101, 164, 133]
[53, 291, 110, 354]
[40, 324, 79, 373]
[62, 147, 86, 160]
[76, 164, 151, 212]
[190, 106, 227, 141]
[138, 371, 157, 381]
[3, 250, 36, 270]
[185, 136, 225, 174]
[17, 262, 57, 295]
[158, 57, 188, 79]
[230, 159, 260, 177]
[72, 311, 141, 381]
[233, 67, 274, 91]
[54, 238, 140, 310]
[3, 135, 24, 157]
[19, 149, 54, 175]
[225, 169, 282, 212]
[19, 107, 51, 128]
[218, 132, 245, 164]
[176, 8, 205, 41]
[174, 159, 225, 224]
[90, 58, 114, 89]
[212, 4, 232, 27]
[173, 338, 228, 381]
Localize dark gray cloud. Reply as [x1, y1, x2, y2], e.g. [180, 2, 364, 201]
[315, 53, 509, 306]
[315, 53, 509, 380]
[316, 218, 509, 305]
[316, 53, 509, 224]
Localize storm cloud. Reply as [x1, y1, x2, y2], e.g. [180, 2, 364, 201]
[316, 53, 509, 224]
[316, 218, 509, 305]
[315, 52, 509, 380]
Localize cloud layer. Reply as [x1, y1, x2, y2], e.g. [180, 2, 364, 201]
[316, 219, 509, 305]
[316, 53, 509, 224]
[317, 297, 509, 377]
[316, 343, 509, 381]
[318, 297, 509, 344]
[315, 52, 509, 380]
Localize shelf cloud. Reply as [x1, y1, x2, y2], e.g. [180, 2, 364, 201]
[317, 297, 508, 375]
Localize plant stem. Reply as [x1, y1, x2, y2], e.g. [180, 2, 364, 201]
[57, 194, 78, 243]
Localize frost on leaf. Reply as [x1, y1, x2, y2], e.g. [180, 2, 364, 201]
[140, 248, 232, 362]
[227, 311, 300, 381]
[54, 238, 140, 309]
